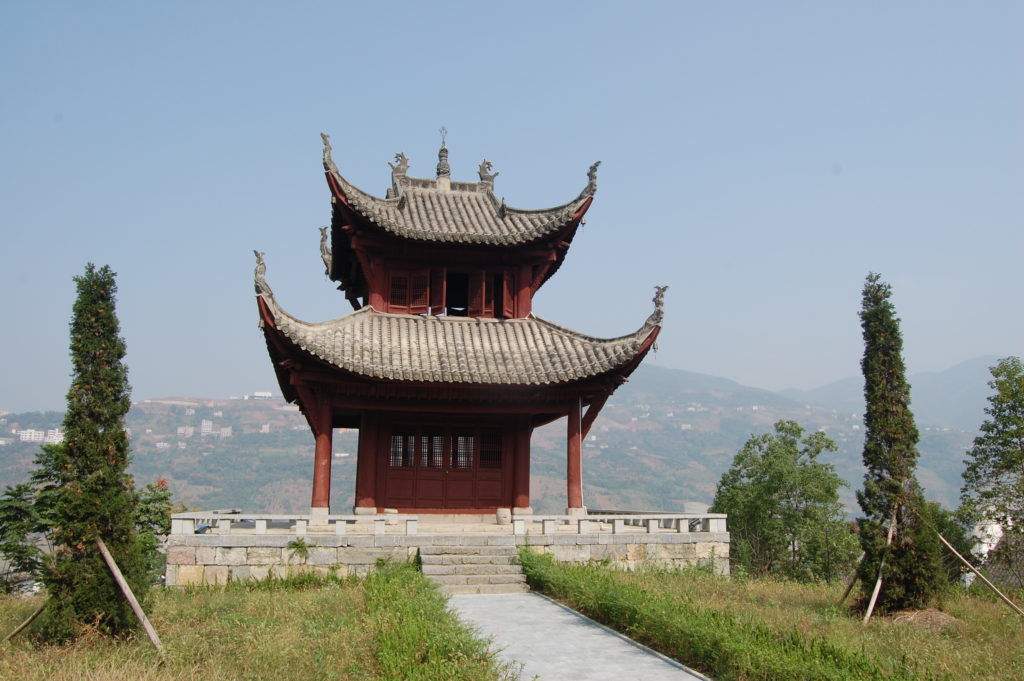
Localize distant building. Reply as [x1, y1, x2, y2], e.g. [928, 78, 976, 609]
[200, 419, 214, 436]
[252, 391, 273, 400]
[44, 428, 64, 444]
[177, 425, 195, 438]
[219, 426, 233, 438]
[259, 423, 271, 434]
[18, 429, 45, 442]
[155, 442, 170, 450]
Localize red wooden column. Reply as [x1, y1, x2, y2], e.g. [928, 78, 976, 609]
[512, 420, 532, 512]
[310, 396, 333, 515]
[566, 397, 584, 514]
[354, 416, 378, 514]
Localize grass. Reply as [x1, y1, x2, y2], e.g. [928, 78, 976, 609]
[0, 562, 517, 681]
[519, 549, 1023, 681]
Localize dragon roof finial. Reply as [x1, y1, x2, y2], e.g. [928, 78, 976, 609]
[254, 250, 273, 298]
[478, 159, 499, 185]
[586, 161, 601, 195]
[651, 285, 668, 325]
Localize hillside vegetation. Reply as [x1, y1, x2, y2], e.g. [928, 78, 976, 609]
[0, 363, 981, 514]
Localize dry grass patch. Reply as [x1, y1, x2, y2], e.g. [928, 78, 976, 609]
[1, 565, 516, 681]
[0, 584, 376, 681]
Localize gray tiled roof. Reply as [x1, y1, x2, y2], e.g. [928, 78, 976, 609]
[260, 294, 661, 386]
[323, 134, 598, 246]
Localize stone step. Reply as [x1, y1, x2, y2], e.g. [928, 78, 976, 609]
[422, 563, 524, 576]
[439, 583, 530, 595]
[419, 553, 517, 565]
[419, 545, 517, 556]
[428, 573, 527, 586]
[418, 544, 527, 593]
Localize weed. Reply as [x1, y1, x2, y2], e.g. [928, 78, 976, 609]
[286, 537, 314, 563]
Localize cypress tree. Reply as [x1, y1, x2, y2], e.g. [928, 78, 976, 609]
[855, 273, 942, 613]
[38, 264, 149, 642]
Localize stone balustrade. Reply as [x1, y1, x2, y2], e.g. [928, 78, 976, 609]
[170, 511, 420, 537]
[511, 512, 727, 536]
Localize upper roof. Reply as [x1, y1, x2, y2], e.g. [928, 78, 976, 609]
[322, 133, 599, 246]
[256, 254, 665, 387]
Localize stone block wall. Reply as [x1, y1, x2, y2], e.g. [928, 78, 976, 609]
[164, 534, 418, 587]
[519, 532, 730, 575]
[164, 531, 730, 586]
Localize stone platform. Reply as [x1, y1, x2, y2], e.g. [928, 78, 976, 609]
[164, 511, 729, 588]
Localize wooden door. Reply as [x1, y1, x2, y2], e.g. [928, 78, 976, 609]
[381, 423, 511, 510]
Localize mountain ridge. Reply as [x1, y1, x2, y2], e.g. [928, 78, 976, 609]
[0, 358, 997, 515]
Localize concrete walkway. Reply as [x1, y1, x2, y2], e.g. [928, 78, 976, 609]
[448, 592, 711, 681]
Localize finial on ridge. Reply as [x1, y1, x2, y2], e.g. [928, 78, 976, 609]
[478, 159, 499, 185]
[388, 152, 409, 176]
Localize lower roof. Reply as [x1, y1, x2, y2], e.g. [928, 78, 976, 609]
[257, 271, 664, 388]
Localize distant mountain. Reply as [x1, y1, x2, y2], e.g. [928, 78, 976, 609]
[0, 360, 989, 517]
[779, 355, 999, 431]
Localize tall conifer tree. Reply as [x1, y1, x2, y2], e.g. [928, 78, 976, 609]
[39, 264, 149, 641]
[856, 273, 942, 612]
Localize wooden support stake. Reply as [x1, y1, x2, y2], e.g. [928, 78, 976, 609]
[863, 506, 898, 625]
[934, 531, 1024, 618]
[838, 553, 864, 606]
[2, 600, 46, 643]
[96, 539, 166, 660]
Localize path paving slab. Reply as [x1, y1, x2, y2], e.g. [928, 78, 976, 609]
[448, 592, 711, 681]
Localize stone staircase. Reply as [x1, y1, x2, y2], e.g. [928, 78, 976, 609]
[420, 543, 529, 594]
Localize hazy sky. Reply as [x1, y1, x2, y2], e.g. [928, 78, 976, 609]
[2, 2, 1021, 413]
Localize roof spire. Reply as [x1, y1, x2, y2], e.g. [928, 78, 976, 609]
[436, 126, 450, 179]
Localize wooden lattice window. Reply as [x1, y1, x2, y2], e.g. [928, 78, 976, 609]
[420, 431, 445, 469]
[452, 432, 475, 469]
[430, 268, 446, 314]
[479, 429, 502, 469]
[387, 271, 429, 314]
[389, 432, 415, 467]
[389, 275, 408, 309]
[468, 272, 486, 317]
